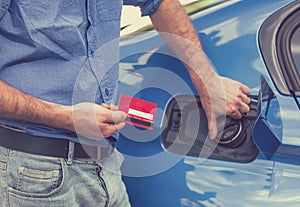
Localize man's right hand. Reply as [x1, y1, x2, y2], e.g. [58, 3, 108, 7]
[69, 102, 127, 140]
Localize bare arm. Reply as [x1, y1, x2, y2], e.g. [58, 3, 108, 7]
[0, 80, 126, 139]
[150, 0, 251, 139]
[0, 80, 70, 129]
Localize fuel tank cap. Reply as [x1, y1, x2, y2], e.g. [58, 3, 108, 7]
[218, 117, 245, 148]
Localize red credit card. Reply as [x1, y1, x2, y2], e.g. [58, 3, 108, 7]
[118, 94, 157, 130]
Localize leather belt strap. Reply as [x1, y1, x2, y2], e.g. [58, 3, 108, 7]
[0, 126, 115, 159]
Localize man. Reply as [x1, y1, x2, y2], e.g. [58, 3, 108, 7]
[0, 0, 250, 206]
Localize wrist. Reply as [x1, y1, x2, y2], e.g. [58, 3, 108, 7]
[39, 101, 74, 132]
[188, 65, 219, 88]
[55, 104, 74, 132]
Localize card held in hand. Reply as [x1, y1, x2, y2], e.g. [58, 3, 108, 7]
[118, 94, 158, 130]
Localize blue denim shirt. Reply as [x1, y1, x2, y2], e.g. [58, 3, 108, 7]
[0, 0, 163, 146]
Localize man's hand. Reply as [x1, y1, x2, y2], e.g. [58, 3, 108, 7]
[190, 71, 250, 139]
[219, 77, 251, 119]
[151, 0, 251, 139]
[70, 103, 126, 140]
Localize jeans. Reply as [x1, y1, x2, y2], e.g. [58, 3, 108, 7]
[0, 145, 131, 207]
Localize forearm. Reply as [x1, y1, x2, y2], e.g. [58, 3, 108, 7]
[150, 0, 218, 83]
[150, 1, 251, 138]
[0, 80, 72, 130]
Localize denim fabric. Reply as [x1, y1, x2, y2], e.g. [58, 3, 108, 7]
[0, 145, 131, 207]
[0, 0, 162, 144]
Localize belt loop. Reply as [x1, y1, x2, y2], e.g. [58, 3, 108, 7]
[67, 141, 75, 165]
[97, 147, 101, 161]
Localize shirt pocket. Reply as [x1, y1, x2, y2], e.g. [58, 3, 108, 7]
[0, 0, 11, 20]
[96, 0, 122, 22]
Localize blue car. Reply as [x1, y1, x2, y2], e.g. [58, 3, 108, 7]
[117, 0, 300, 206]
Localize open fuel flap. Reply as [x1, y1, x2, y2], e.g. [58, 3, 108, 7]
[161, 94, 259, 163]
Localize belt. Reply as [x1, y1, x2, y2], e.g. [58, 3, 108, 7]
[0, 125, 115, 159]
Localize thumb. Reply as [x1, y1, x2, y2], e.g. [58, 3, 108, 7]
[104, 110, 127, 123]
[208, 116, 218, 140]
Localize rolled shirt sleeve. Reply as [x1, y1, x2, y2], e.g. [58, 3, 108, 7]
[123, 0, 164, 16]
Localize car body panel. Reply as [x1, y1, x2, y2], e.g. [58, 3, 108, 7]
[254, 0, 300, 165]
[117, 0, 300, 206]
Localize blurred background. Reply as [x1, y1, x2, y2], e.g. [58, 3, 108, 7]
[120, 0, 228, 37]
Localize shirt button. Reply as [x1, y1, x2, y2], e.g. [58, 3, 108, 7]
[105, 88, 109, 96]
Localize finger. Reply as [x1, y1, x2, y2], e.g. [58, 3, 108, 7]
[101, 103, 111, 110]
[115, 121, 126, 130]
[102, 122, 126, 137]
[238, 101, 250, 113]
[104, 110, 127, 123]
[239, 93, 251, 104]
[208, 116, 218, 140]
[240, 84, 251, 94]
[101, 103, 118, 111]
[110, 104, 118, 111]
[230, 110, 243, 119]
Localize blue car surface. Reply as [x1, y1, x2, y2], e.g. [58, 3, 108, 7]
[117, 0, 300, 206]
